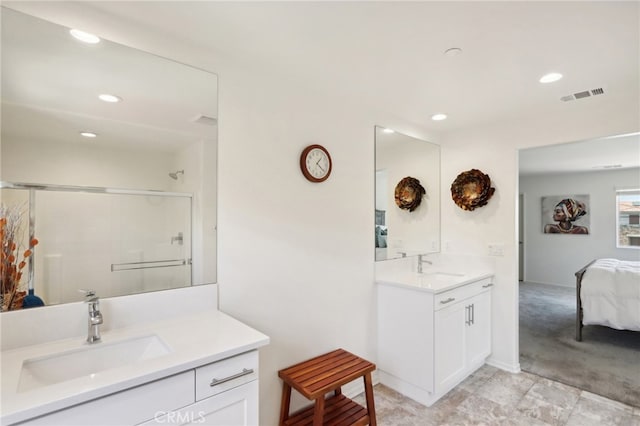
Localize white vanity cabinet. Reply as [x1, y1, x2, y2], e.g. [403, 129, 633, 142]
[378, 275, 493, 407]
[16, 350, 259, 426]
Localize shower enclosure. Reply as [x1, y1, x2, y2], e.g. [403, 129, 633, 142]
[1, 182, 192, 305]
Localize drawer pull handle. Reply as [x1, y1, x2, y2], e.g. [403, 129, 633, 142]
[482, 283, 493, 288]
[210, 368, 254, 387]
[440, 297, 455, 304]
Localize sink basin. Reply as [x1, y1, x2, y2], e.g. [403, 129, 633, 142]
[378, 271, 467, 290]
[17, 334, 171, 392]
[420, 271, 465, 280]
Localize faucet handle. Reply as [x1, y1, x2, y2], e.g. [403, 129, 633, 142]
[78, 289, 98, 301]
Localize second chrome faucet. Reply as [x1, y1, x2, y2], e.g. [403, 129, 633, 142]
[417, 254, 433, 273]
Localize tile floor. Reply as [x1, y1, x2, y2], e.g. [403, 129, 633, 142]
[353, 365, 640, 426]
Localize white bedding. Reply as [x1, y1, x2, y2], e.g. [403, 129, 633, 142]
[581, 258, 640, 331]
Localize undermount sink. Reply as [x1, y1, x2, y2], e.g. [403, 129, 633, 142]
[17, 334, 171, 392]
[377, 270, 467, 290]
[420, 271, 465, 280]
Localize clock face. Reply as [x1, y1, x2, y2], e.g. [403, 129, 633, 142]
[300, 144, 332, 182]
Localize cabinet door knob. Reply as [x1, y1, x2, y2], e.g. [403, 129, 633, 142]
[440, 297, 455, 304]
[210, 368, 254, 387]
[482, 283, 493, 288]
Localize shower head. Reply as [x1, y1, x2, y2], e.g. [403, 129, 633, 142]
[169, 169, 184, 180]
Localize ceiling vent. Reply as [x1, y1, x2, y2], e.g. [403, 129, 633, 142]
[191, 114, 218, 126]
[561, 88, 605, 102]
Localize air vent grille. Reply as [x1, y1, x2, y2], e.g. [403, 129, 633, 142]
[574, 91, 591, 99]
[561, 87, 605, 102]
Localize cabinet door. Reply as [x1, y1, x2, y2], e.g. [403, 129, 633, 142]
[144, 381, 258, 426]
[466, 290, 492, 368]
[434, 301, 466, 392]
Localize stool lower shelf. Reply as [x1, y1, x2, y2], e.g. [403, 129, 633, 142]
[283, 394, 369, 426]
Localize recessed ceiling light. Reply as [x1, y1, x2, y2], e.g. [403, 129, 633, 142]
[431, 113, 448, 121]
[80, 132, 97, 138]
[444, 47, 463, 57]
[98, 94, 122, 103]
[539, 72, 563, 83]
[69, 29, 100, 44]
[382, 128, 395, 134]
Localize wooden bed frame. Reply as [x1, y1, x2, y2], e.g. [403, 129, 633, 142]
[575, 260, 596, 342]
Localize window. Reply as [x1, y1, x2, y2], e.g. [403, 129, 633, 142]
[616, 189, 640, 248]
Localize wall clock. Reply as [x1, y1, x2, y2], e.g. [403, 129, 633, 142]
[300, 144, 332, 182]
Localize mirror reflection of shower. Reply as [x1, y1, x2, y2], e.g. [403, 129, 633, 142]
[169, 170, 184, 180]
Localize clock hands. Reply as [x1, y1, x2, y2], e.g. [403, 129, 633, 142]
[315, 158, 326, 173]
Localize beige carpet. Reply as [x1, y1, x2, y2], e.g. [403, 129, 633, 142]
[519, 282, 640, 408]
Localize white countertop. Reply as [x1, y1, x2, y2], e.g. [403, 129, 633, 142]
[1, 309, 270, 425]
[376, 270, 494, 293]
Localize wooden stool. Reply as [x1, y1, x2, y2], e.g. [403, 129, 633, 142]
[278, 348, 377, 426]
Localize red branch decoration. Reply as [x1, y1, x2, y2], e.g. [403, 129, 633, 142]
[1, 204, 38, 311]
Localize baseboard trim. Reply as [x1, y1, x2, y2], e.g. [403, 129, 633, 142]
[521, 280, 573, 289]
[341, 370, 380, 398]
[486, 357, 521, 373]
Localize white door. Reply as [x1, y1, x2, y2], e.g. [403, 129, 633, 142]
[519, 193, 525, 281]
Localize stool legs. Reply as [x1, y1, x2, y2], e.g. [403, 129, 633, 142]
[364, 373, 377, 426]
[279, 383, 292, 425]
[313, 396, 325, 426]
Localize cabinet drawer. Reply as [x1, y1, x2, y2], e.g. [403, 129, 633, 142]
[18, 371, 194, 425]
[434, 277, 493, 310]
[195, 350, 258, 401]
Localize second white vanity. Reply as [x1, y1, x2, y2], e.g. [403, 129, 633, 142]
[377, 266, 493, 407]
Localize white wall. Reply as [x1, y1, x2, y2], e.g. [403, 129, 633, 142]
[520, 168, 640, 287]
[215, 67, 439, 423]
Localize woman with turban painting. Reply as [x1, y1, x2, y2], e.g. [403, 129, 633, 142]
[544, 198, 589, 234]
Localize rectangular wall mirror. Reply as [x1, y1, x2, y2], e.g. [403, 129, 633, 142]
[0, 7, 217, 310]
[375, 126, 440, 261]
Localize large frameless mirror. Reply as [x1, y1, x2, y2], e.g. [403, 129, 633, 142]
[375, 126, 440, 261]
[0, 7, 217, 310]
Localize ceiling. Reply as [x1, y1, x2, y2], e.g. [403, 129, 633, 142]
[4, 1, 640, 172]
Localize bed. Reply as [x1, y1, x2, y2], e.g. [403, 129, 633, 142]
[575, 258, 640, 341]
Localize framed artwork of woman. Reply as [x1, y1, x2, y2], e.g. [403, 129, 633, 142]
[542, 195, 590, 234]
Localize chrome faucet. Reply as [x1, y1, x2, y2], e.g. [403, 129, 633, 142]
[417, 254, 433, 273]
[81, 290, 103, 344]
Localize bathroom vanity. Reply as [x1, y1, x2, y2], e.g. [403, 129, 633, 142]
[0, 285, 269, 425]
[377, 270, 493, 407]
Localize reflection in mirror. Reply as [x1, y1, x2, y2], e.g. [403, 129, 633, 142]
[375, 126, 440, 261]
[0, 8, 217, 309]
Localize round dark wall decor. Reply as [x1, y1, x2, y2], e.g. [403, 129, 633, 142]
[394, 176, 426, 212]
[450, 169, 495, 211]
